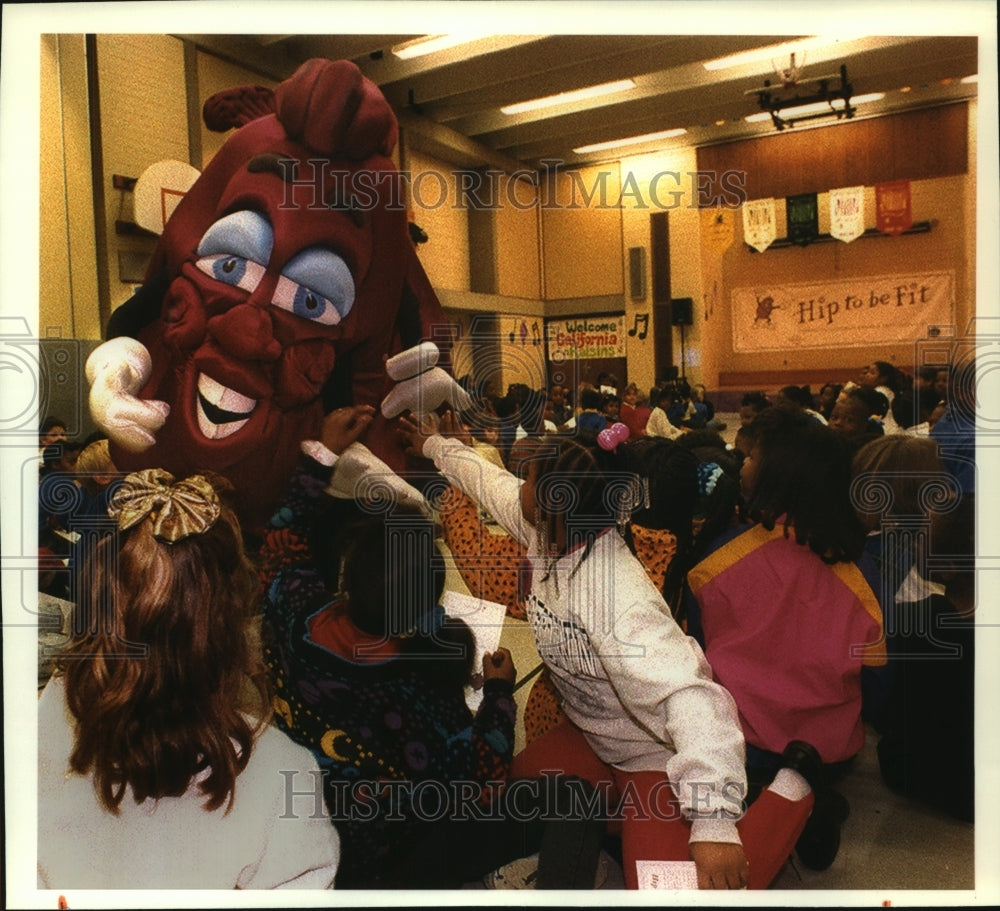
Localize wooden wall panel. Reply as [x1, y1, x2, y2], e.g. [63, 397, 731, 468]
[698, 103, 968, 202]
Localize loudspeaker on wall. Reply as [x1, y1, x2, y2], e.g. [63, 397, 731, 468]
[671, 297, 694, 326]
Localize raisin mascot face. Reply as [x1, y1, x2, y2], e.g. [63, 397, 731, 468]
[106, 60, 446, 529]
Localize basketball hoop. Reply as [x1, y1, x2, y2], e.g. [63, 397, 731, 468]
[774, 52, 805, 87]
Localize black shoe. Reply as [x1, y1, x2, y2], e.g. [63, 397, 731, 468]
[781, 740, 826, 792]
[795, 788, 850, 871]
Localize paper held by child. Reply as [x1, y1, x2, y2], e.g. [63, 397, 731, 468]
[440, 589, 507, 711]
[635, 860, 699, 890]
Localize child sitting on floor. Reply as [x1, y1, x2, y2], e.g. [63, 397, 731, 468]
[400, 409, 825, 891]
[38, 469, 340, 889]
[686, 405, 887, 870]
[261, 405, 604, 889]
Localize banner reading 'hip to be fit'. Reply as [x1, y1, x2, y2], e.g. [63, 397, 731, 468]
[731, 271, 954, 352]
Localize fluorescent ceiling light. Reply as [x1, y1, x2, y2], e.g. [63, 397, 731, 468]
[961, 74, 979, 84]
[392, 35, 490, 60]
[704, 37, 859, 71]
[744, 92, 884, 123]
[501, 79, 636, 115]
[573, 128, 688, 155]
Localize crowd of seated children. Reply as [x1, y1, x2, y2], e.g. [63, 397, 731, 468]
[600, 392, 621, 426]
[38, 355, 975, 892]
[691, 383, 726, 432]
[665, 380, 706, 430]
[854, 361, 910, 435]
[548, 383, 572, 428]
[574, 386, 608, 436]
[400, 407, 836, 891]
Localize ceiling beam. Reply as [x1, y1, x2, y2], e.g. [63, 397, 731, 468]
[397, 110, 529, 174]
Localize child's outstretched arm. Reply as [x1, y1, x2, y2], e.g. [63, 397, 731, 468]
[398, 410, 532, 547]
[258, 405, 375, 586]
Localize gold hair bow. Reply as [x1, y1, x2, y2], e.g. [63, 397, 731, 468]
[108, 469, 221, 543]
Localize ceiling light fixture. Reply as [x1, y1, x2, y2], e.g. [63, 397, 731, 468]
[501, 79, 637, 115]
[391, 35, 490, 60]
[573, 128, 687, 155]
[704, 37, 858, 71]
[961, 74, 979, 84]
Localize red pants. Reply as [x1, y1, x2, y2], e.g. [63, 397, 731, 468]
[512, 720, 813, 890]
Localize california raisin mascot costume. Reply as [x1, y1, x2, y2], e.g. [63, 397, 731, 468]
[87, 59, 467, 531]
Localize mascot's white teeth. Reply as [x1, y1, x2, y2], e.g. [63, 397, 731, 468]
[196, 373, 256, 440]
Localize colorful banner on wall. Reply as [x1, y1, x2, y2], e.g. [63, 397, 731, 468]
[546, 315, 627, 360]
[731, 271, 954, 352]
[742, 198, 776, 252]
[875, 180, 913, 236]
[828, 185, 866, 243]
[786, 193, 819, 246]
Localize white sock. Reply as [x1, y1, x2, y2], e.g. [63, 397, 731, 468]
[768, 768, 812, 802]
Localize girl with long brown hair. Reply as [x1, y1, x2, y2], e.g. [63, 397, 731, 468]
[37, 469, 340, 889]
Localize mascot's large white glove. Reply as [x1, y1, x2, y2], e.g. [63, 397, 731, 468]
[380, 342, 472, 419]
[85, 337, 170, 452]
[326, 441, 431, 518]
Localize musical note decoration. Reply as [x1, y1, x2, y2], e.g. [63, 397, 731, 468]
[628, 312, 649, 340]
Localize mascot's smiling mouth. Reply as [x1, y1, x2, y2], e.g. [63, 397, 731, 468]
[196, 373, 256, 439]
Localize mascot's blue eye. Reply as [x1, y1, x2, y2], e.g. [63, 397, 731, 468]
[214, 256, 246, 283]
[195, 253, 266, 293]
[273, 277, 343, 326]
[294, 286, 331, 319]
[271, 248, 355, 326]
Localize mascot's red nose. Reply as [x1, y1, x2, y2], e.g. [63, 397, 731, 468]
[207, 304, 282, 361]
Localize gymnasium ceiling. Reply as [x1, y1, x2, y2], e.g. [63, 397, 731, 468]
[179, 32, 981, 170]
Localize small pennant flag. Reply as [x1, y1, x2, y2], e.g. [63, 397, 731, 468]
[876, 180, 913, 236]
[829, 185, 865, 243]
[786, 193, 819, 247]
[742, 198, 776, 252]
